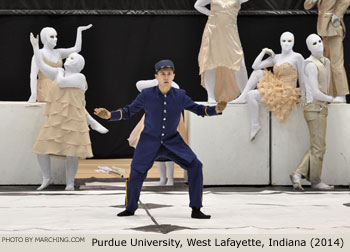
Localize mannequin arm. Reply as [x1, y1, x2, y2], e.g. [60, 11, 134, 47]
[305, 63, 333, 103]
[194, 0, 211, 16]
[56, 71, 87, 91]
[252, 50, 274, 70]
[57, 24, 92, 59]
[136, 79, 179, 92]
[30, 33, 58, 81]
[28, 55, 40, 101]
[296, 54, 306, 97]
[304, 0, 318, 10]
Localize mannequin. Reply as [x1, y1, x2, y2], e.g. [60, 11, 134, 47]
[28, 25, 108, 134]
[195, 0, 249, 102]
[232, 32, 306, 140]
[130, 79, 183, 186]
[30, 33, 93, 191]
[290, 34, 341, 191]
[304, 0, 349, 102]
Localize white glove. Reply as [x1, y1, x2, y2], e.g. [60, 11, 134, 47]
[331, 14, 340, 27]
[262, 48, 275, 58]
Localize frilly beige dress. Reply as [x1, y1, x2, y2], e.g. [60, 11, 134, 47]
[198, 0, 243, 101]
[33, 78, 93, 159]
[36, 57, 63, 102]
[257, 62, 301, 122]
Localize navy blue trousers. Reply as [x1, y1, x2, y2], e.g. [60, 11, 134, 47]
[125, 145, 203, 212]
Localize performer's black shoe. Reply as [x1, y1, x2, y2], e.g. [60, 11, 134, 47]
[117, 209, 134, 217]
[191, 208, 211, 219]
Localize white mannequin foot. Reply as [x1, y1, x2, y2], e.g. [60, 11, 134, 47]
[65, 184, 75, 191]
[289, 172, 304, 191]
[230, 95, 247, 104]
[166, 179, 174, 186]
[28, 95, 37, 103]
[89, 122, 109, 134]
[332, 96, 346, 103]
[311, 182, 334, 190]
[157, 179, 166, 186]
[37, 178, 52, 191]
[250, 125, 261, 141]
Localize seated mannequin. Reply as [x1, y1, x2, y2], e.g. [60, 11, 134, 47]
[231, 32, 306, 140]
[30, 33, 93, 191]
[28, 25, 108, 134]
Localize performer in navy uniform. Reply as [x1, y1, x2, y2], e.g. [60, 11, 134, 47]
[95, 60, 227, 219]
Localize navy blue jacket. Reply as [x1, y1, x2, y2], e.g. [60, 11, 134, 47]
[110, 86, 220, 171]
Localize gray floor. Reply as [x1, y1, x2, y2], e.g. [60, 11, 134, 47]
[0, 180, 349, 234]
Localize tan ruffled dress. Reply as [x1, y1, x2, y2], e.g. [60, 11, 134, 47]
[257, 62, 301, 122]
[33, 75, 93, 159]
[198, 0, 244, 101]
[36, 57, 63, 102]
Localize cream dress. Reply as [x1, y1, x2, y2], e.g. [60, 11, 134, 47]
[198, 0, 244, 101]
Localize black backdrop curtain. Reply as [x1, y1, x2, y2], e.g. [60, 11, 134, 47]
[0, 0, 307, 10]
[0, 0, 349, 158]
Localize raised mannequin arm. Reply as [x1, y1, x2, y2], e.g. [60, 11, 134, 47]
[305, 63, 333, 103]
[30, 33, 58, 81]
[57, 24, 92, 59]
[194, 0, 211, 16]
[28, 55, 40, 102]
[56, 70, 87, 91]
[252, 49, 275, 70]
[136, 79, 179, 92]
[304, 0, 318, 10]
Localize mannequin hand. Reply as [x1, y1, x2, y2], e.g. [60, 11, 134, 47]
[299, 96, 307, 107]
[215, 96, 228, 114]
[311, 0, 318, 3]
[331, 14, 340, 27]
[94, 108, 111, 120]
[262, 48, 275, 58]
[78, 24, 93, 32]
[332, 96, 344, 103]
[30, 33, 39, 49]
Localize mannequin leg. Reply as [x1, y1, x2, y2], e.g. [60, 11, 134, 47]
[28, 82, 37, 103]
[85, 112, 109, 134]
[234, 58, 249, 92]
[165, 161, 175, 186]
[247, 90, 262, 141]
[231, 70, 263, 104]
[157, 162, 167, 185]
[36, 154, 52, 190]
[204, 69, 217, 103]
[65, 156, 79, 191]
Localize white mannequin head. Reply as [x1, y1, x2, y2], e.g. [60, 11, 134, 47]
[64, 53, 85, 73]
[306, 34, 324, 58]
[280, 32, 295, 53]
[40, 27, 57, 49]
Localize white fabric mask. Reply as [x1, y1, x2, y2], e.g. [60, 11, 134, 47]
[64, 52, 85, 73]
[306, 34, 324, 58]
[40, 27, 57, 49]
[280, 32, 295, 53]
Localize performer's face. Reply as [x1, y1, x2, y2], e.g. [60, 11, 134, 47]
[41, 28, 57, 49]
[155, 68, 175, 90]
[280, 32, 294, 53]
[306, 34, 324, 57]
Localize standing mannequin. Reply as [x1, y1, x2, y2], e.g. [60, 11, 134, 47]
[304, 0, 350, 102]
[129, 79, 182, 186]
[232, 32, 305, 140]
[28, 26, 108, 134]
[30, 33, 93, 191]
[195, 0, 249, 102]
[290, 34, 342, 191]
